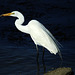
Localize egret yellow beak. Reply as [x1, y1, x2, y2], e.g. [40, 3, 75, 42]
[0, 13, 13, 17]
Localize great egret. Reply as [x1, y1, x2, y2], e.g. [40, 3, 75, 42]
[0, 11, 62, 59]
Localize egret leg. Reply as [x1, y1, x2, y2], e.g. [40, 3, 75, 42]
[42, 47, 45, 60]
[36, 45, 40, 74]
[42, 47, 46, 73]
[36, 45, 39, 60]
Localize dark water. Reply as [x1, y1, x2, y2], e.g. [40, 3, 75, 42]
[0, 40, 75, 75]
[0, 0, 75, 75]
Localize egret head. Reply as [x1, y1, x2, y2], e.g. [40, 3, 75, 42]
[0, 11, 22, 18]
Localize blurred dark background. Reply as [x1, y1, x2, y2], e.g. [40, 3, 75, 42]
[0, 0, 75, 42]
[0, 0, 75, 75]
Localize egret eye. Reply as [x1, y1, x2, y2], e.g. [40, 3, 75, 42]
[12, 13, 15, 14]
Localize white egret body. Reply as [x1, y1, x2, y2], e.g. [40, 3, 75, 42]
[0, 11, 62, 58]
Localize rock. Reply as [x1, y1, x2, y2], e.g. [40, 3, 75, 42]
[44, 67, 74, 75]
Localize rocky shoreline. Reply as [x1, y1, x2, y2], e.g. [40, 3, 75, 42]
[44, 67, 74, 75]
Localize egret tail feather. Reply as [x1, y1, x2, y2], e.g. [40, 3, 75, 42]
[58, 51, 63, 61]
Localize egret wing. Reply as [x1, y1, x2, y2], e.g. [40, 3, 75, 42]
[28, 20, 61, 54]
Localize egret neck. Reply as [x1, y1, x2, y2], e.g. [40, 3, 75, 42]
[15, 13, 29, 34]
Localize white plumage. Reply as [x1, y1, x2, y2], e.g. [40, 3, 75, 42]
[0, 11, 62, 58]
[28, 20, 59, 54]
